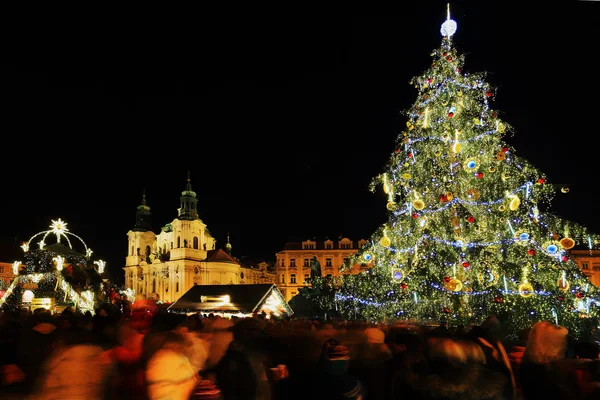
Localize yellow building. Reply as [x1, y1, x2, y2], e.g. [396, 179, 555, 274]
[275, 237, 368, 302]
[123, 174, 275, 303]
[569, 248, 600, 288]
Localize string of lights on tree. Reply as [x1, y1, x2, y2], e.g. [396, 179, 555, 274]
[0, 219, 107, 313]
[308, 6, 600, 338]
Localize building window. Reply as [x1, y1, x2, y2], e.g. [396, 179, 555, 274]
[291, 274, 296, 284]
[304, 259, 310, 267]
[582, 262, 590, 270]
[326, 258, 332, 267]
[593, 265, 600, 271]
[302, 241, 315, 250]
[325, 243, 332, 249]
[0, 266, 3, 273]
[193, 237, 199, 249]
[281, 259, 285, 267]
[176, 282, 179, 292]
[304, 274, 309, 284]
[281, 275, 285, 284]
[290, 259, 296, 267]
[177, 236, 181, 248]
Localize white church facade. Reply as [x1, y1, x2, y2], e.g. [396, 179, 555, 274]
[123, 173, 274, 303]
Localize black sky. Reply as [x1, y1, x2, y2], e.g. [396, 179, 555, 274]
[2, 3, 599, 283]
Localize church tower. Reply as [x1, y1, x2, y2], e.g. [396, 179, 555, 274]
[178, 170, 199, 221]
[124, 190, 157, 294]
[225, 232, 232, 256]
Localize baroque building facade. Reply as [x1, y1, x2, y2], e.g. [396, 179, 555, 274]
[123, 174, 275, 303]
[569, 248, 600, 288]
[275, 237, 368, 302]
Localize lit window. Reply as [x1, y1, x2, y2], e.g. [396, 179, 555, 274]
[326, 258, 332, 267]
[291, 274, 296, 284]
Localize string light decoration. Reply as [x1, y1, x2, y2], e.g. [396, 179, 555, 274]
[0, 218, 105, 314]
[307, 6, 600, 338]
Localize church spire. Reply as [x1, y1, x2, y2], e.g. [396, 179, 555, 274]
[225, 232, 232, 255]
[178, 170, 199, 221]
[132, 188, 153, 232]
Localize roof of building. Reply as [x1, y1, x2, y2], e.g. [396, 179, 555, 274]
[281, 236, 365, 251]
[167, 283, 293, 316]
[206, 248, 239, 265]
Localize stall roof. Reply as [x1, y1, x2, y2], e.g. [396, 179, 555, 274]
[167, 284, 293, 317]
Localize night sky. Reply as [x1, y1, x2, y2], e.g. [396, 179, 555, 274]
[2, 3, 598, 283]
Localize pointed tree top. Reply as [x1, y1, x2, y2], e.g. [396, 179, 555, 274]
[440, 3, 457, 39]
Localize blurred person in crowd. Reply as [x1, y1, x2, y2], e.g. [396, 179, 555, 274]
[144, 329, 199, 400]
[14, 309, 59, 395]
[27, 322, 114, 399]
[411, 336, 509, 400]
[469, 315, 517, 399]
[519, 320, 581, 400]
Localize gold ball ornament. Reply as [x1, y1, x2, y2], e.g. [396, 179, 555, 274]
[445, 278, 463, 292]
[412, 199, 425, 210]
[498, 205, 506, 212]
[559, 237, 575, 250]
[518, 282, 534, 298]
[386, 201, 397, 211]
[380, 236, 391, 247]
[488, 166, 497, 172]
[451, 142, 462, 153]
[561, 187, 570, 194]
[466, 188, 480, 200]
[496, 151, 506, 161]
[497, 123, 506, 133]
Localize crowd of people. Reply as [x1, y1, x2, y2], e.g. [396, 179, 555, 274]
[1, 301, 600, 399]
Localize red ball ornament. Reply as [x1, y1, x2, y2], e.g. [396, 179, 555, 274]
[443, 52, 448, 57]
[446, 56, 452, 61]
[462, 261, 470, 268]
[448, 112, 454, 118]
[407, 152, 413, 158]
[576, 292, 585, 299]
[558, 296, 565, 301]
[440, 194, 448, 203]
[467, 216, 475, 223]
[492, 112, 497, 118]
[527, 249, 536, 256]
[486, 92, 493, 97]
[395, 149, 401, 154]
[443, 276, 451, 283]
[442, 307, 451, 313]
[400, 283, 408, 290]
[502, 147, 509, 153]
[475, 172, 484, 179]
[537, 178, 545, 184]
[412, 213, 419, 219]
[427, 78, 433, 84]
[493, 297, 503, 303]
[561, 255, 568, 262]
[456, 68, 461, 73]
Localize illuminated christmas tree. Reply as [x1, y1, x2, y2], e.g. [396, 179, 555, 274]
[0, 218, 105, 313]
[310, 7, 600, 338]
